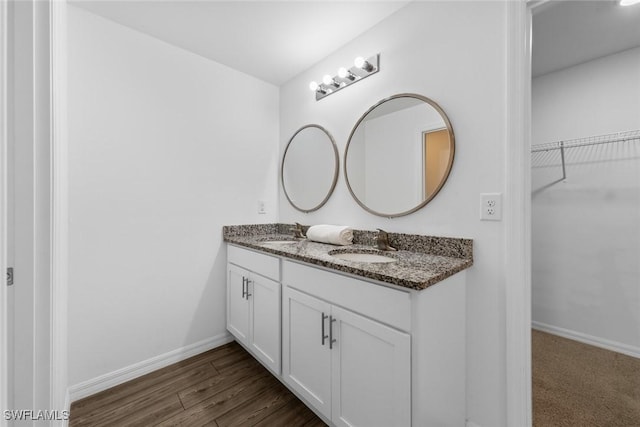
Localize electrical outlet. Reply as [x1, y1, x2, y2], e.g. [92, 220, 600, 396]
[257, 200, 267, 215]
[480, 193, 502, 221]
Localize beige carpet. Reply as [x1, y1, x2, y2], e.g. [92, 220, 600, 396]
[533, 329, 640, 426]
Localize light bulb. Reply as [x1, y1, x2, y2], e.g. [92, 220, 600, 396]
[309, 81, 319, 91]
[354, 56, 374, 72]
[322, 74, 333, 85]
[337, 67, 348, 78]
[620, 0, 640, 5]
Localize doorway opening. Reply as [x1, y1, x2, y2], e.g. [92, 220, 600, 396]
[530, 1, 640, 425]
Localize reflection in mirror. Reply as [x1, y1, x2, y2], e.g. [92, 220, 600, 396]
[282, 125, 339, 213]
[345, 94, 454, 217]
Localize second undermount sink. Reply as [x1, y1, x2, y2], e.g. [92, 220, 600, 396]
[329, 250, 397, 264]
[259, 240, 299, 246]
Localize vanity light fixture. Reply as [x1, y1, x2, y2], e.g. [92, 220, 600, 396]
[322, 74, 341, 88]
[354, 56, 375, 72]
[337, 67, 356, 81]
[620, 0, 640, 5]
[309, 80, 327, 95]
[309, 54, 380, 101]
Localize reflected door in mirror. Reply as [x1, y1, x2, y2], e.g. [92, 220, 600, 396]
[424, 129, 452, 197]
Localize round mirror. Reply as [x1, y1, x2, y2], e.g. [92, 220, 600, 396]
[344, 94, 455, 218]
[282, 124, 339, 213]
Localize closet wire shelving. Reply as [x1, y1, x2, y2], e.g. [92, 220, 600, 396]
[531, 129, 640, 181]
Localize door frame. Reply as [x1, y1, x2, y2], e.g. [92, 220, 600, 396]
[0, 0, 68, 420]
[50, 0, 70, 416]
[0, 0, 9, 420]
[505, 1, 546, 425]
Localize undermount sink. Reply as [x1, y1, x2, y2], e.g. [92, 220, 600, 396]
[259, 240, 299, 246]
[330, 251, 397, 264]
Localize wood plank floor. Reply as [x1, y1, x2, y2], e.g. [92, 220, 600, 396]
[69, 341, 327, 427]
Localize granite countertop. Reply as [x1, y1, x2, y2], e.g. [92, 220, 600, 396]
[223, 224, 473, 291]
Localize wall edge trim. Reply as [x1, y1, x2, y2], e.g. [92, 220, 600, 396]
[62, 388, 70, 427]
[505, 1, 533, 426]
[68, 333, 234, 402]
[51, 0, 70, 421]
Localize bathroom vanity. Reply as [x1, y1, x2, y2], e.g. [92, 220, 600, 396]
[224, 224, 473, 427]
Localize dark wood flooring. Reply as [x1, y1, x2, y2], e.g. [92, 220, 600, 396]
[69, 341, 327, 427]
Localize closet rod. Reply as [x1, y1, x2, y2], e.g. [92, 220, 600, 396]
[531, 129, 640, 153]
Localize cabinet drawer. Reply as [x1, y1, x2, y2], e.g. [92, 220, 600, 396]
[283, 260, 411, 331]
[228, 245, 280, 281]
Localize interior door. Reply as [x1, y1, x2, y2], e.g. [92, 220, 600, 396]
[282, 287, 332, 419]
[0, 0, 13, 413]
[3, 0, 55, 414]
[423, 128, 451, 197]
[331, 305, 411, 427]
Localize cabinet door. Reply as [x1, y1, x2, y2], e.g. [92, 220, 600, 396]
[331, 306, 411, 427]
[248, 274, 281, 374]
[227, 264, 250, 345]
[283, 287, 332, 420]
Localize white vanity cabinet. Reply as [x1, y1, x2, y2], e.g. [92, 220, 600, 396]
[283, 261, 411, 427]
[227, 245, 281, 375]
[282, 287, 333, 418]
[227, 263, 251, 343]
[226, 244, 467, 427]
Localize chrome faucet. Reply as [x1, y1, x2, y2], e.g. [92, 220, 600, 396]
[376, 229, 397, 251]
[290, 222, 306, 239]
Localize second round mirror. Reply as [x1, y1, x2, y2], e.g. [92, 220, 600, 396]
[345, 94, 455, 217]
[282, 125, 339, 213]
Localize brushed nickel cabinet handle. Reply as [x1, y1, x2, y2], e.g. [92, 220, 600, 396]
[241, 277, 247, 299]
[329, 315, 337, 349]
[321, 313, 329, 346]
[245, 280, 252, 299]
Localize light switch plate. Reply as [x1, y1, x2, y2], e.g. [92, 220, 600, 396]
[258, 200, 267, 215]
[480, 193, 502, 221]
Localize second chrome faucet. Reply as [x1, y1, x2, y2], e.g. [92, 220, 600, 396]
[376, 229, 397, 251]
[290, 222, 306, 239]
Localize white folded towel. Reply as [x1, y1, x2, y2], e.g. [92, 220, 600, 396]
[306, 225, 354, 246]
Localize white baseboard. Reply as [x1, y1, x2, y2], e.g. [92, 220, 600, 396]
[68, 332, 234, 402]
[532, 321, 640, 359]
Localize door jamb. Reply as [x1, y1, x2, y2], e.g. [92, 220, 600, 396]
[50, 0, 70, 416]
[0, 0, 9, 422]
[505, 1, 544, 426]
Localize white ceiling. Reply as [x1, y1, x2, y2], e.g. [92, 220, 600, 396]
[71, 0, 411, 85]
[532, 0, 640, 77]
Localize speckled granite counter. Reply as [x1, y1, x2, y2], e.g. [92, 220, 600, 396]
[223, 224, 473, 291]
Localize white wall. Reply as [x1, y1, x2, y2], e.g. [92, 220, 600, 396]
[532, 47, 640, 355]
[280, 2, 507, 426]
[67, 6, 279, 387]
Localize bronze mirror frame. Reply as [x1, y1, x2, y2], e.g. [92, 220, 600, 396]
[281, 124, 340, 213]
[344, 93, 455, 218]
